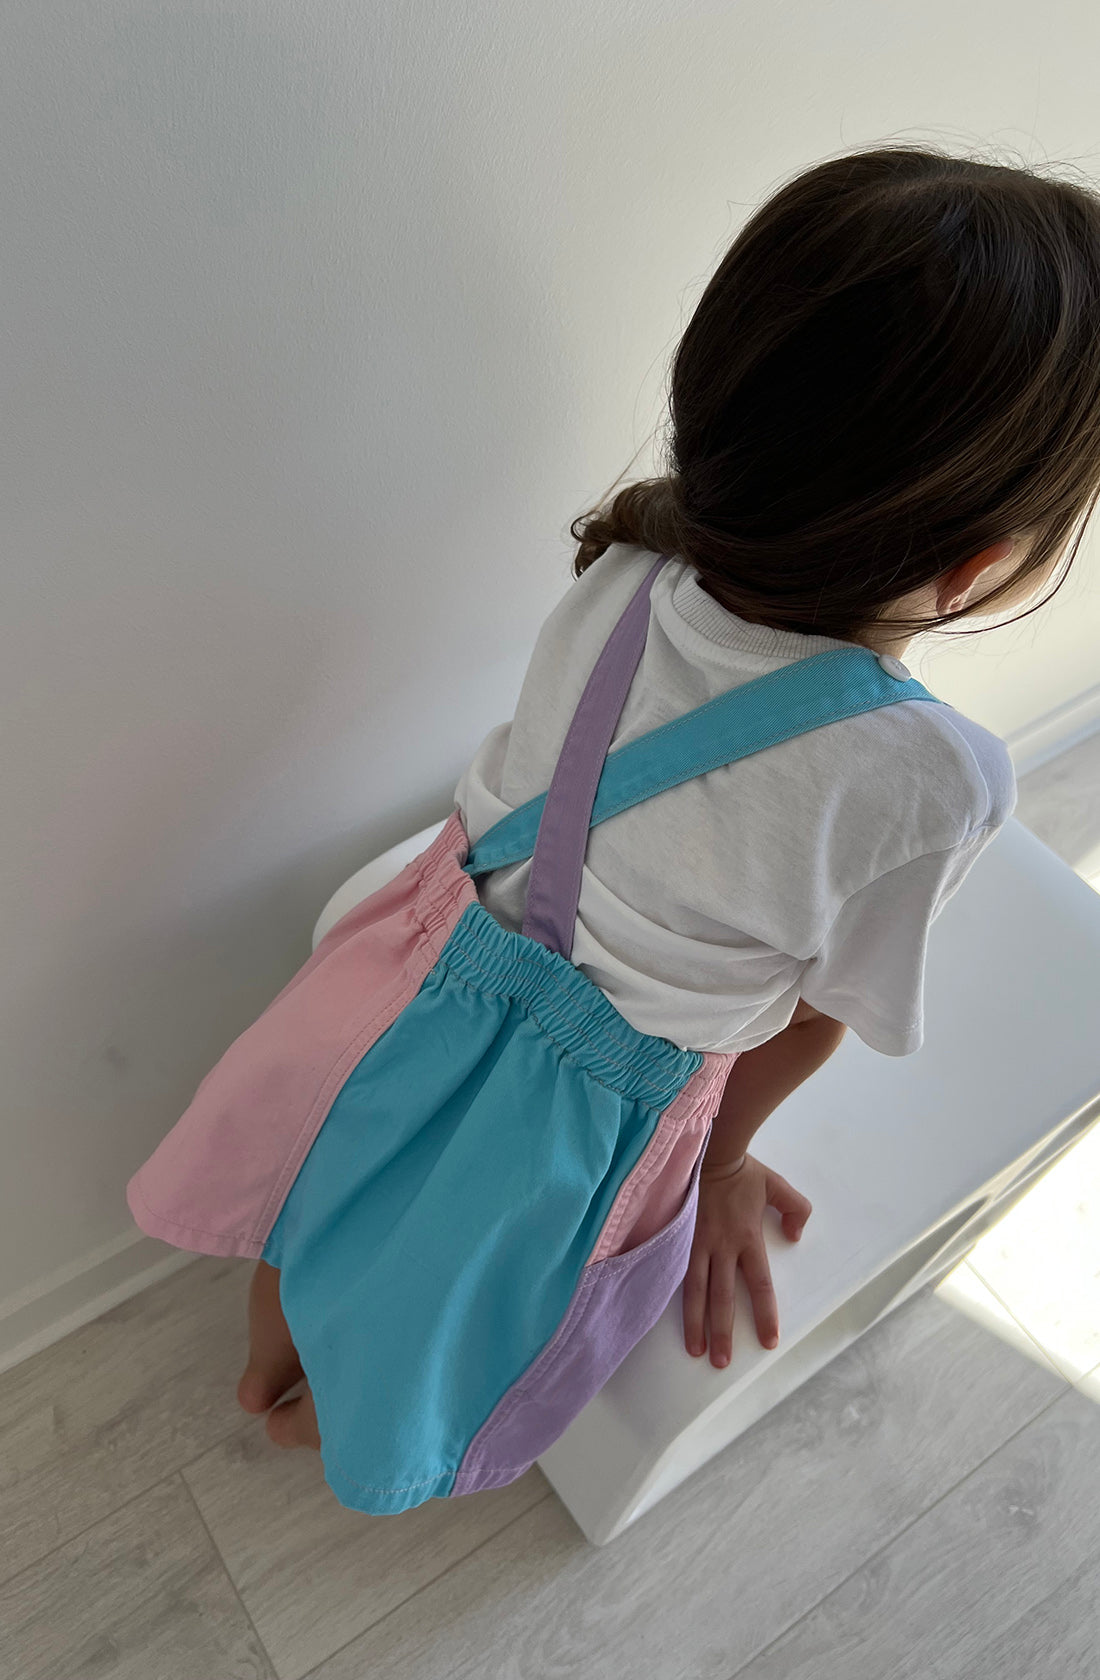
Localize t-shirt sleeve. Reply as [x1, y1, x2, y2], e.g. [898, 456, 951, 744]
[798, 821, 1007, 1056]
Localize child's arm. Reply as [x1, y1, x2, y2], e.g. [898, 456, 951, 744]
[702, 1001, 847, 1172]
[684, 1001, 842, 1366]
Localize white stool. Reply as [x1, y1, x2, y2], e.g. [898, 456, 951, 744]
[313, 817, 1100, 1545]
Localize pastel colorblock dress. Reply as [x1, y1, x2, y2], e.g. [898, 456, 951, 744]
[127, 553, 942, 1515]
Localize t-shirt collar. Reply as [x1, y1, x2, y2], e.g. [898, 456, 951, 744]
[668, 560, 865, 660]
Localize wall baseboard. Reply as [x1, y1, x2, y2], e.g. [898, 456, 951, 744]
[1004, 683, 1100, 779]
[0, 1227, 197, 1378]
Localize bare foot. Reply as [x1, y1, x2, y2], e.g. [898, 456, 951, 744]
[265, 1383, 322, 1450]
[237, 1259, 306, 1416]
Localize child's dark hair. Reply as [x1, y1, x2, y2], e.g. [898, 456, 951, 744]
[570, 143, 1100, 642]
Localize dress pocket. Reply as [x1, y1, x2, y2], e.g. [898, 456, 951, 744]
[451, 1124, 711, 1495]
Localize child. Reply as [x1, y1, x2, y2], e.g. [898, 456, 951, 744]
[231, 143, 1100, 1458]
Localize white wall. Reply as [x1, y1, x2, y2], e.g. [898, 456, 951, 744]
[3, 0, 1099, 1362]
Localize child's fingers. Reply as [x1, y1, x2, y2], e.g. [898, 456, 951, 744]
[681, 1248, 712, 1356]
[703, 1255, 738, 1368]
[739, 1241, 779, 1349]
[765, 1169, 813, 1238]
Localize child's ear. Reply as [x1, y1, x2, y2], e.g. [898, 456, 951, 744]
[937, 538, 1016, 613]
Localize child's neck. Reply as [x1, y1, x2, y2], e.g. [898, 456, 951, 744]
[703, 587, 913, 661]
[850, 626, 914, 660]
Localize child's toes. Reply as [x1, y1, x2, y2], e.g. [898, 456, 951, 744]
[265, 1386, 321, 1451]
[237, 1352, 304, 1415]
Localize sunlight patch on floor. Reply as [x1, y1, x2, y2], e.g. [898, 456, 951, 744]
[935, 1263, 1063, 1375]
[935, 1117, 1100, 1402]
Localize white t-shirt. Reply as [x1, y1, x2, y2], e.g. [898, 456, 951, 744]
[454, 544, 1017, 1057]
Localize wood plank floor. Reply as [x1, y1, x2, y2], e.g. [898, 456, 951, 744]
[1, 732, 1098, 1680]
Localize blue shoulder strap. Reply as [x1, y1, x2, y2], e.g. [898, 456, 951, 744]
[465, 644, 943, 878]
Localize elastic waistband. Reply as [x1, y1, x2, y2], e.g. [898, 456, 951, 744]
[410, 810, 702, 1107]
[436, 898, 702, 1109]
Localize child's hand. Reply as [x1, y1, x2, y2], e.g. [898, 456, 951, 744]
[682, 1155, 812, 1367]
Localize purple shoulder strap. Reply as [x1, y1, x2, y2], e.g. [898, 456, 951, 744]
[521, 554, 670, 959]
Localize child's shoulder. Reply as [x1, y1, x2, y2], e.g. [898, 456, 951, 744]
[907, 701, 1017, 834]
[853, 695, 1017, 869]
